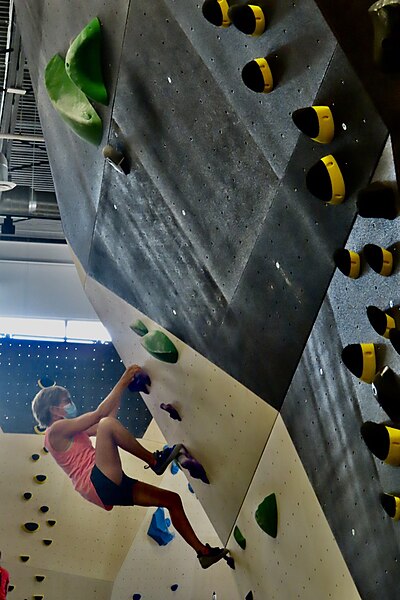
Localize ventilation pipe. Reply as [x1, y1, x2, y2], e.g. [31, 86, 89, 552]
[0, 153, 60, 219]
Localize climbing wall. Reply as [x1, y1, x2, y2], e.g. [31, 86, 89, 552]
[83, 271, 278, 544]
[281, 140, 400, 597]
[111, 462, 241, 600]
[14, 0, 387, 413]
[11, 0, 399, 597]
[0, 431, 168, 598]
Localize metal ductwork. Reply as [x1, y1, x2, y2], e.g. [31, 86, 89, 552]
[0, 185, 59, 219]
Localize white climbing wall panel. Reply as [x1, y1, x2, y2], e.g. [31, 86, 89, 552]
[0, 432, 166, 597]
[227, 415, 362, 600]
[83, 273, 278, 544]
[111, 462, 241, 600]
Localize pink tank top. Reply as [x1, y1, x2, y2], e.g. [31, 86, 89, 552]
[44, 428, 113, 511]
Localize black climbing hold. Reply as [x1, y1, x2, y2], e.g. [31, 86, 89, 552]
[245, 592, 254, 600]
[7, 584, 14, 591]
[34, 474, 47, 484]
[20, 556, 30, 562]
[40, 506, 49, 513]
[47, 520, 56, 527]
[242, 58, 273, 93]
[132, 594, 142, 600]
[22, 522, 39, 533]
[31, 454, 40, 461]
[34, 425, 46, 435]
[367, 305, 395, 338]
[23, 492, 32, 500]
[38, 375, 55, 388]
[35, 575, 45, 582]
[357, 182, 398, 219]
[171, 584, 179, 591]
[306, 155, 345, 204]
[228, 4, 267, 35]
[42, 539, 53, 546]
[333, 248, 361, 279]
[42, 447, 49, 453]
[364, 243, 393, 276]
[33, 596, 43, 600]
[361, 422, 391, 460]
[341, 343, 376, 383]
[292, 106, 334, 144]
[380, 493, 400, 519]
[202, 0, 232, 27]
[369, 0, 400, 72]
[372, 366, 400, 421]
[390, 328, 400, 356]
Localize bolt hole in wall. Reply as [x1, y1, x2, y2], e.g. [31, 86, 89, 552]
[0, 317, 151, 435]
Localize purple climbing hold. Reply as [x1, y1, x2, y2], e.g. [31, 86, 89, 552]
[160, 403, 182, 421]
[171, 584, 179, 591]
[128, 370, 151, 394]
[177, 446, 210, 484]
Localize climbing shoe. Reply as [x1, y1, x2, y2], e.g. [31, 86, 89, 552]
[145, 444, 183, 475]
[197, 544, 229, 569]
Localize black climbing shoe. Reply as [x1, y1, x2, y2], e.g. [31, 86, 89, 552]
[145, 444, 183, 476]
[197, 544, 229, 569]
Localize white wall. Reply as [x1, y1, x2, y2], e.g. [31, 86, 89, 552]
[0, 240, 99, 320]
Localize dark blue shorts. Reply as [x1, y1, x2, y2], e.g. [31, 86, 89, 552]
[90, 464, 138, 506]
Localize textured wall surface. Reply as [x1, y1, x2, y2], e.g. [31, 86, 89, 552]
[0, 337, 151, 436]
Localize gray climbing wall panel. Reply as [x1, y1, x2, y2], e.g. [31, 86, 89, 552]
[281, 144, 400, 599]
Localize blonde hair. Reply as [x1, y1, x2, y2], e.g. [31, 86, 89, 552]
[31, 386, 70, 428]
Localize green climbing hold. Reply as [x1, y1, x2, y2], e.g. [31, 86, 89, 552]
[45, 54, 103, 146]
[22, 522, 39, 533]
[130, 319, 149, 337]
[65, 17, 108, 105]
[233, 525, 246, 549]
[141, 330, 179, 363]
[255, 493, 278, 538]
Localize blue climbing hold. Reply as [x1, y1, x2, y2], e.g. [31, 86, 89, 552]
[188, 483, 194, 494]
[128, 370, 151, 394]
[170, 461, 180, 475]
[147, 507, 174, 546]
[171, 584, 179, 591]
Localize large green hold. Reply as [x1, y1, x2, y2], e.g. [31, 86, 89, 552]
[141, 330, 179, 363]
[45, 54, 103, 146]
[255, 493, 278, 538]
[65, 17, 108, 105]
[233, 525, 246, 549]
